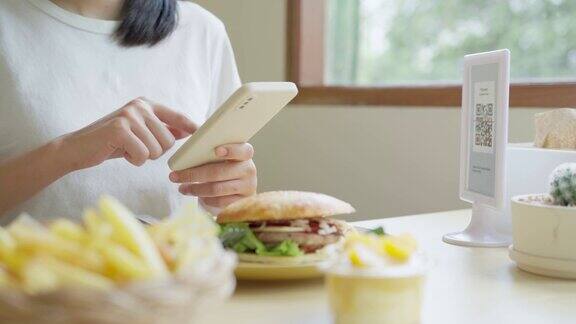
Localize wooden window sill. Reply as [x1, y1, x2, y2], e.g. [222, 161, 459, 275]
[290, 82, 576, 108]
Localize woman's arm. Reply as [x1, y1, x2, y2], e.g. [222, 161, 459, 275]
[0, 97, 196, 217]
[0, 138, 73, 216]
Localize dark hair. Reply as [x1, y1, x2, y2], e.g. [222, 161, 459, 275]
[115, 0, 178, 47]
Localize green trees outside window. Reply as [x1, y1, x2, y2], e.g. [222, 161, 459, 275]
[326, 0, 576, 85]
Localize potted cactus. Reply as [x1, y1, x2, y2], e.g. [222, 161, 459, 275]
[549, 163, 576, 206]
[509, 163, 576, 279]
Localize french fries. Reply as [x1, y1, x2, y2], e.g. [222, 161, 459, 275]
[98, 196, 168, 277]
[0, 227, 15, 262]
[0, 196, 222, 294]
[50, 219, 87, 242]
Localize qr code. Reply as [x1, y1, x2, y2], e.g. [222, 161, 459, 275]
[474, 103, 494, 151]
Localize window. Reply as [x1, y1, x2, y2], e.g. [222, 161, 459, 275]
[288, 0, 576, 107]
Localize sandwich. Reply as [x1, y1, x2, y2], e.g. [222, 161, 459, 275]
[217, 191, 355, 265]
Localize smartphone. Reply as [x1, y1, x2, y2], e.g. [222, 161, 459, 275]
[168, 82, 298, 171]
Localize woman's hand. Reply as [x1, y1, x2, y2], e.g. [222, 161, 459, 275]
[169, 143, 257, 209]
[61, 97, 196, 171]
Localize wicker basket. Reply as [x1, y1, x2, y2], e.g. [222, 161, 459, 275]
[0, 252, 237, 324]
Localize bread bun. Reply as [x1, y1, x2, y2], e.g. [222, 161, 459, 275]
[217, 191, 355, 224]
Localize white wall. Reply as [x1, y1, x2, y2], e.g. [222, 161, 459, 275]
[195, 0, 546, 220]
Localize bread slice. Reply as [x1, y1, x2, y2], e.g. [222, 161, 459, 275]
[216, 191, 355, 224]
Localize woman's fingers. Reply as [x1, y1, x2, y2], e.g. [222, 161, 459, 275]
[129, 118, 163, 160]
[170, 160, 256, 183]
[117, 128, 149, 166]
[173, 143, 258, 209]
[150, 100, 197, 135]
[167, 126, 191, 140]
[144, 116, 176, 151]
[178, 178, 256, 197]
[215, 143, 254, 161]
[121, 97, 193, 161]
[169, 143, 255, 182]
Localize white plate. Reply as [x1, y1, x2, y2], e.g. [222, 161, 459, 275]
[235, 262, 323, 281]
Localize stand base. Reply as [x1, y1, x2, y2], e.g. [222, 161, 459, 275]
[442, 203, 511, 248]
[443, 230, 510, 247]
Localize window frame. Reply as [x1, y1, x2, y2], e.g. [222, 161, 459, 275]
[287, 0, 576, 108]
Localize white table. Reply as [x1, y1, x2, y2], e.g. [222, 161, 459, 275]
[197, 210, 576, 324]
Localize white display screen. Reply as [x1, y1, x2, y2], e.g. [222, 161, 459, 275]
[467, 63, 499, 198]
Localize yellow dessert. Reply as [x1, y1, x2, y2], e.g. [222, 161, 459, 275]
[324, 231, 426, 324]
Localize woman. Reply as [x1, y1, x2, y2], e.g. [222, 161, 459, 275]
[0, 0, 257, 222]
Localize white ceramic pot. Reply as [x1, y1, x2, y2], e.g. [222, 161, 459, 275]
[509, 194, 576, 279]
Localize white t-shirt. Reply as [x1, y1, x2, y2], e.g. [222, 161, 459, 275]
[0, 0, 241, 222]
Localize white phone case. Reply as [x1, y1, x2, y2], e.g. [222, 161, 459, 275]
[168, 82, 298, 171]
